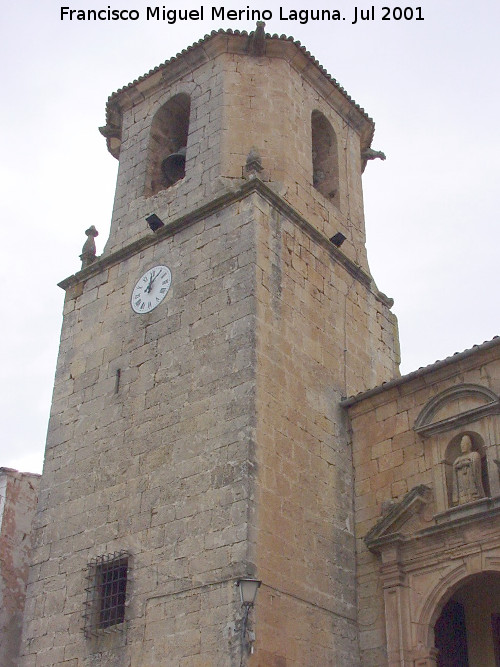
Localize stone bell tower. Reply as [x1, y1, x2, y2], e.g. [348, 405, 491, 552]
[20, 25, 399, 667]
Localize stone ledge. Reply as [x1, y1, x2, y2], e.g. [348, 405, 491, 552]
[59, 178, 377, 296]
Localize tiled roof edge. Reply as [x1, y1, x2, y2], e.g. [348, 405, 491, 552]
[105, 27, 373, 125]
[341, 336, 500, 407]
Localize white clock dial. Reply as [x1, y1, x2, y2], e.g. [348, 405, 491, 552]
[131, 265, 172, 314]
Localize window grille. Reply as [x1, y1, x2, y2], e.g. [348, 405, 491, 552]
[84, 551, 129, 637]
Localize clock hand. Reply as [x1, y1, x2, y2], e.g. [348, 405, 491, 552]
[146, 270, 161, 293]
[145, 272, 155, 293]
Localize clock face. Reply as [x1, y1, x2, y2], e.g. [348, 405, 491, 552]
[131, 265, 172, 314]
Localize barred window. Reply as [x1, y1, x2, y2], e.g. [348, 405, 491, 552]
[84, 551, 129, 637]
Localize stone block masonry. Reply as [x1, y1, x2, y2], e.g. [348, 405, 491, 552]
[19, 180, 399, 666]
[19, 28, 401, 666]
[249, 191, 398, 666]
[0, 468, 40, 667]
[20, 198, 259, 667]
[345, 339, 500, 666]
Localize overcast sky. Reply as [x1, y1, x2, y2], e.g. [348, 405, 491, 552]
[1, 0, 499, 474]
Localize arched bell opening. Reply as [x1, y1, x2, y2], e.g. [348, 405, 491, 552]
[311, 110, 339, 202]
[146, 93, 191, 197]
[433, 572, 500, 667]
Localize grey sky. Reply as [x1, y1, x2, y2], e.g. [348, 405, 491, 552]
[1, 0, 499, 473]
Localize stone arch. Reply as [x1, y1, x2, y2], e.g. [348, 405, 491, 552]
[311, 110, 339, 202]
[414, 384, 498, 433]
[145, 92, 191, 197]
[417, 563, 500, 652]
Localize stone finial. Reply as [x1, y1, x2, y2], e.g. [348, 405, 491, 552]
[248, 22, 266, 56]
[244, 148, 264, 178]
[80, 225, 99, 269]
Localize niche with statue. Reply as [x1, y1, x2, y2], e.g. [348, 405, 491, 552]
[413, 383, 500, 515]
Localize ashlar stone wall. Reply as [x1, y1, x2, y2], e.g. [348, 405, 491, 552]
[0, 468, 40, 667]
[345, 340, 500, 666]
[105, 53, 226, 255]
[221, 51, 372, 274]
[20, 29, 399, 667]
[104, 34, 374, 279]
[248, 191, 399, 666]
[20, 179, 400, 666]
[20, 197, 259, 667]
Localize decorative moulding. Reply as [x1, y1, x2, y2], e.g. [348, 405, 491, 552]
[414, 383, 500, 437]
[58, 178, 375, 295]
[366, 485, 500, 553]
[433, 495, 500, 525]
[365, 484, 432, 551]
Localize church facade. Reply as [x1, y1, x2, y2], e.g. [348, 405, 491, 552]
[345, 336, 500, 666]
[16, 26, 500, 667]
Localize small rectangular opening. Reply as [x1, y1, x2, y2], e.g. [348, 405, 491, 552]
[98, 556, 128, 629]
[84, 551, 129, 637]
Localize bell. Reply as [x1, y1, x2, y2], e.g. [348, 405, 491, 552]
[161, 146, 187, 186]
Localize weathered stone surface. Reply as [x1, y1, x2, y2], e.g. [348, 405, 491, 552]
[0, 468, 40, 667]
[19, 30, 400, 667]
[345, 338, 500, 667]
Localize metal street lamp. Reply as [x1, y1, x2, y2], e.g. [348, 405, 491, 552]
[235, 578, 262, 657]
[236, 578, 261, 606]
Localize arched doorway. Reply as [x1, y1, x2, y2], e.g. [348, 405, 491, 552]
[434, 572, 500, 667]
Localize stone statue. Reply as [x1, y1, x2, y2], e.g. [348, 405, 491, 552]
[452, 435, 485, 506]
[80, 225, 99, 269]
[248, 21, 266, 57]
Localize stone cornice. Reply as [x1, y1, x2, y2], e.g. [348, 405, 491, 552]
[59, 178, 380, 299]
[366, 492, 500, 554]
[365, 484, 431, 551]
[414, 401, 500, 438]
[414, 383, 499, 431]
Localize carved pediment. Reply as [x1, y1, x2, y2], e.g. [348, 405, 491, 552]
[365, 485, 432, 552]
[414, 384, 500, 437]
